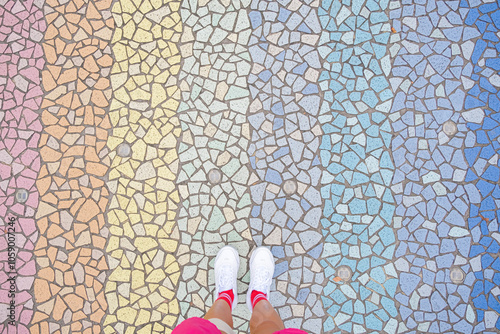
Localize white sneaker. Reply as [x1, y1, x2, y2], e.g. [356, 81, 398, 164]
[246, 246, 275, 311]
[214, 245, 240, 310]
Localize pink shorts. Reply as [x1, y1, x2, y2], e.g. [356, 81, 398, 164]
[172, 317, 308, 334]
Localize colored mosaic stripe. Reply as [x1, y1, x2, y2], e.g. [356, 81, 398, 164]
[389, 1, 482, 332]
[0, 0, 45, 330]
[461, 1, 500, 331]
[174, 0, 253, 329]
[31, 0, 113, 331]
[317, 0, 399, 332]
[247, 0, 325, 330]
[103, 0, 182, 332]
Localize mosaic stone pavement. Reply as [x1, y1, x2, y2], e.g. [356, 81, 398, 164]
[2, 0, 500, 333]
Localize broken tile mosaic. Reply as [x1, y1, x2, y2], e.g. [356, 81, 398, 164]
[175, 0, 254, 331]
[104, 0, 182, 332]
[248, 0, 325, 331]
[0, 0, 45, 331]
[317, 0, 399, 332]
[1, 0, 500, 333]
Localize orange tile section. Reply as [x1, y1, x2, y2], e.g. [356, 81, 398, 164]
[32, 0, 113, 332]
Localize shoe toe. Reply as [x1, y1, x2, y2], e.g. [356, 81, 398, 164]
[251, 247, 275, 268]
[216, 247, 239, 267]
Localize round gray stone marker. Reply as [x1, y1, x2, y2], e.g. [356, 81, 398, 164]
[283, 180, 297, 195]
[336, 265, 352, 282]
[117, 143, 131, 157]
[450, 267, 465, 284]
[443, 120, 458, 136]
[15, 189, 29, 203]
[208, 169, 222, 184]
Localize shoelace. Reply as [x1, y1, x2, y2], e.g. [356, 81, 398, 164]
[218, 265, 235, 292]
[252, 267, 272, 292]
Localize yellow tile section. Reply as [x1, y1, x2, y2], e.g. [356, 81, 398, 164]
[103, 0, 182, 332]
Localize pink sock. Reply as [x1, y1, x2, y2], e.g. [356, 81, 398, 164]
[217, 289, 234, 309]
[250, 290, 267, 309]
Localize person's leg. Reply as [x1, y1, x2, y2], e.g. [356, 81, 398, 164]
[204, 245, 240, 334]
[246, 247, 285, 334]
[204, 299, 233, 328]
[249, 299, 285, 334]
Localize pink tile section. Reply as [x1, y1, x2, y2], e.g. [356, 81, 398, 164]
[0, 0, 45, 332]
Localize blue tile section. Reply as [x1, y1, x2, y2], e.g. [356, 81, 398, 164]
[462, 0, 500, 331]
[248, 0, 326, 330]
[317, 1, 399, 332]
[242, 0, 500, 332]
[389, 0, 484, 333]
